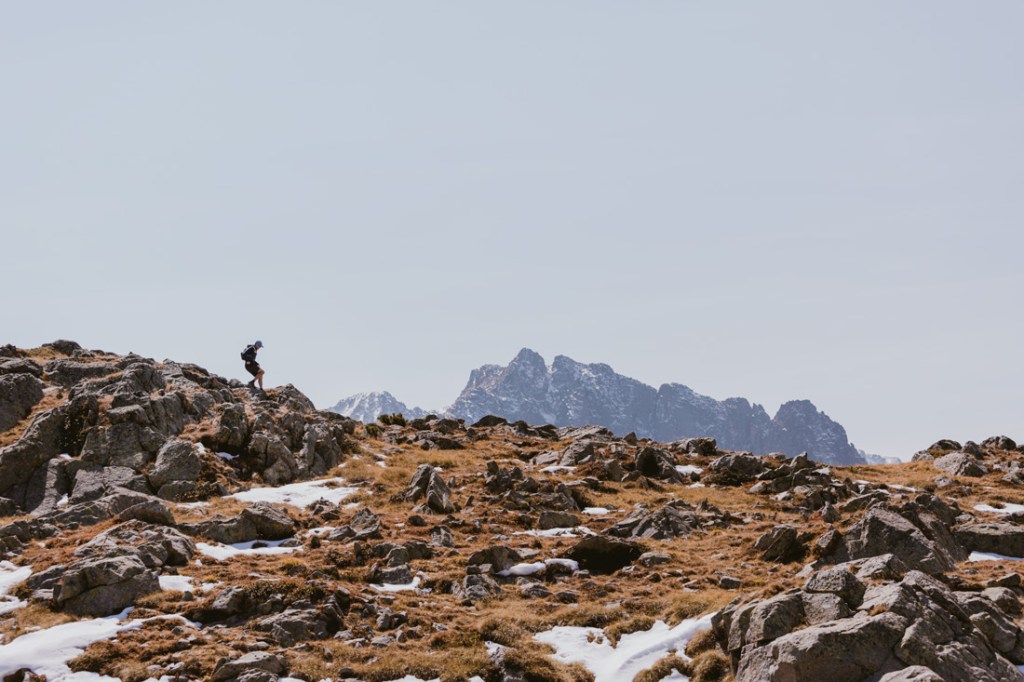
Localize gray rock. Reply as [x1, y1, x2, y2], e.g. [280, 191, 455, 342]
[633, 446, 682, 481]
[116, 497, 175, 522]
[182, 503, 294, 544]
[147, 439, 202, 490]
[705, 453, 766, 485]
[404, 464, 455, 514]
[0, 358, 42, 377]
[927, 439, 962, 452]
[638, 551, 671, 567]
[606, 503, 701, 540]
[75, 520, 195, 568]
[211, 652, 285, 682]
[670, 437, 718, 456]
[824, 507, 965, 574]
[43, 360, 117, 387]
[256, 607, 339, 646]
[803, 566, 866, 606]
[453, 573, 502, 601]
[933, 452, 987, 477]
[956, 523, 1024, 558]
[537, 510, 579, 530]
[0, 374, 44, 432]
[0, 407, 65, 503]
[468, 546, 522, 573]
[564, 536, 642, 574]
[878, 667, 944, 682]
[54, 553, 159, 616]
[982, 436, 1018, 451]
[754, 525, 805, 563]
[733, 612, 906, 682]
[70, 466, 150, 504]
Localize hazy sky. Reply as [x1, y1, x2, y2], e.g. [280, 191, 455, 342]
[2, 2, 1022, 458]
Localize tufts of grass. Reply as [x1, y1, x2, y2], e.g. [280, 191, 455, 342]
[606, 616, 656, 646]
[632, 655, 691, 682]
[690, 649, 732, 682]
[684, 627, 719, 658]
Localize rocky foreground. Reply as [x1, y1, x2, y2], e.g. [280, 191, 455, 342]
[0, 341, 1023, 681]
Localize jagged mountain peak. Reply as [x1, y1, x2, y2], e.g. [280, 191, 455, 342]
[329, 349, 865, 465]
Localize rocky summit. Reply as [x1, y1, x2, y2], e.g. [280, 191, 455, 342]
[0, 341, 1023, 682]
[334, 348, 865, 465]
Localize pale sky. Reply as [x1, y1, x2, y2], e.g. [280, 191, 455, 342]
[2, 2, 1022, 459]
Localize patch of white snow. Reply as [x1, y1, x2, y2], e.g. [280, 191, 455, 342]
[968, 552, 1024, 563]
[974, 503, 1024, 515]
[229, 477, 357, 508]
[196, 539, 300, 560]
[370, 576, 423, 592]
[535, 614, 714, 682]
[158, 575, 195, 592]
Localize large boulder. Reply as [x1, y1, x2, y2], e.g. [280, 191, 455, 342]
[754, 525, 806, 563]
[0, 374, 44, 432]
[606, 503, 701, 540]
[75, 520, 195, 568]
[820, 507, 966, 574]
[53, 554, 159, 616]
[210, 652, 286, 682]
[43, 360, 117, 387]
[716, 570, 1024, 682]
[564, 536, 642, 574]
[147, 439, 202, 498]
[933, 453, 987, 478]
[404, 464, 455, 514]
[181, 503, 294, 544]
[633, 446, 682, 481]
[956, 523, 1024, 558]
[704, 453, 766, 485]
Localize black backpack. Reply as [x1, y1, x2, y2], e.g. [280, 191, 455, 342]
[241, 345, 256, 362]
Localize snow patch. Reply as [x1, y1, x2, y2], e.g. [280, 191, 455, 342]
[228, 477, 357, 508]
[674, 465, 703, 475]
[0, 562, 31, 615]
[541, 465, 576, 473]
[583, 507, 610, 515]
[196, 539, 300, 560]
[535, 614, 714, 682]
[974, 503, 1024, 515]
[216, 451, 238, 461]
[158, 575, 195, 592]
[498, 559, 579, 577]
[968, 552, 1024, 562]
[370, 576, 422, 593]
[513, 526, 593, 538]
[0, 609, 192, 680]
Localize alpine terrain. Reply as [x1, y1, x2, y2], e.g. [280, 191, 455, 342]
[0, 340, 1022, 682]
[333, 349, 866, 465]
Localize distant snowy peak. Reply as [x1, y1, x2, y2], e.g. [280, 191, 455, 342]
[327, 391, 427, 423]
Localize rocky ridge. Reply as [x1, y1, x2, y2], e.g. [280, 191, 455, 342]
[333, 348, 866, 465]
[0, 341, 1022, 681]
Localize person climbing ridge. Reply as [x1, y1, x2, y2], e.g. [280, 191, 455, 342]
[241, 339, 265, 391]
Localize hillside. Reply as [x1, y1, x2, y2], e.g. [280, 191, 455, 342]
[334, 349, 865, 465]
[0, 341, 1023, 681]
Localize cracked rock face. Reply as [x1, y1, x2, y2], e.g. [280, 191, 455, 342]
[716, 569, 1024, 682]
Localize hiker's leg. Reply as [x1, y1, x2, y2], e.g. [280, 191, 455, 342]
[257, 369, 264, 390]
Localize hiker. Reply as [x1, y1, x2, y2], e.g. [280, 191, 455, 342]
[241, 340, 265, 390]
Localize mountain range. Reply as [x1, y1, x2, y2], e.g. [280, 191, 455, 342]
[329, 348, 866, 465]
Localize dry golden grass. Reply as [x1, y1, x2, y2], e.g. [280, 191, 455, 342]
[633, 655, 691, 682]
[0, 604, 76, 641]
